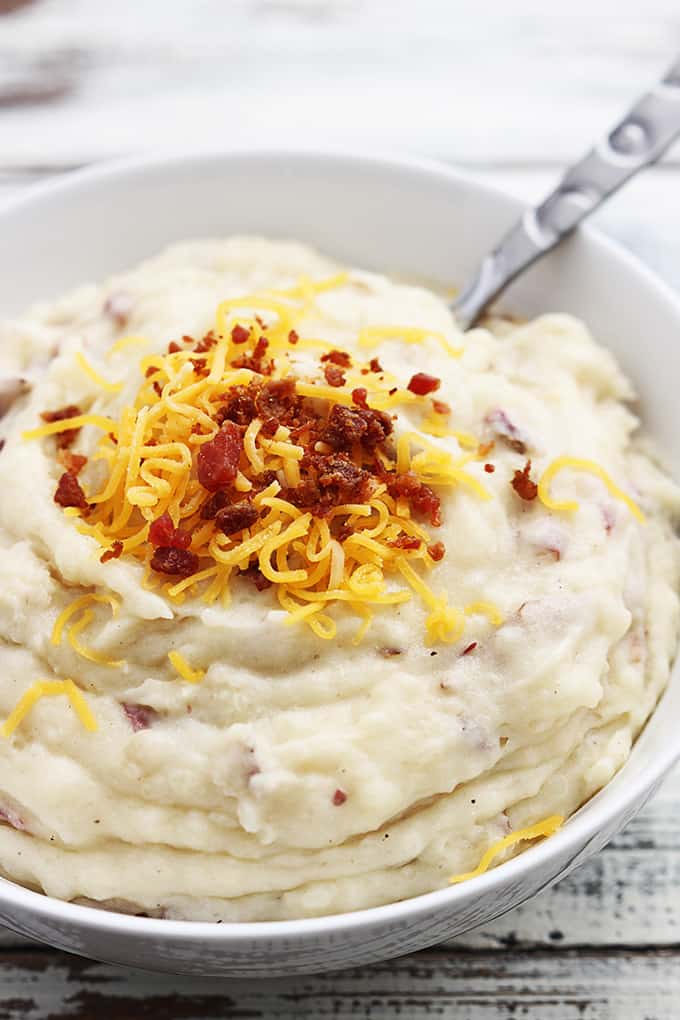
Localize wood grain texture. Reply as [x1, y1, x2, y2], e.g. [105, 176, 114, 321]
[0, 0, 678, 167]
[0, 946, 679, 1019]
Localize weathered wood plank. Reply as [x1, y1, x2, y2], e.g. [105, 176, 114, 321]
[0, 946, 677, 1019]
[0, 0, 679, 167]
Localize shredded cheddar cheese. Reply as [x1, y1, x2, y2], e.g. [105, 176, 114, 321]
[168, 650, 205, 684]
[449, 814, 564, 884]
[1, 678, 97, 737]
[25, 273, 493, 646]
[538, 456, 644, 522]
[75, 352, 123, 393]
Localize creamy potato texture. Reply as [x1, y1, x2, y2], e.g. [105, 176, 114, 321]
[0, 237, 677, 921]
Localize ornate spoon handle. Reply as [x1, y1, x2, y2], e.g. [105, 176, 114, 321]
[453, 56, 680, 330]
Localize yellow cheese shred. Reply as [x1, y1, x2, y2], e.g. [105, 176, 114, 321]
[538, 457, 644, 523]
[449, 814, 564, 884]
[168, 651, 205, 684]
[22, 414, 119, 441]
[67, 610, 125, 669]
[75, 352, 123, 393]
[1, 678, 97, 737]
[51, 593, 120, 647]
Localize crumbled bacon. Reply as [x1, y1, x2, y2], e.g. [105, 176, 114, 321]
[242, 564, 272, 590]
[122, 703, 158, 732]
[407, 372, 440, 396]
[150, 547, 199, 576]
[199, 489, 232, 520]
[385, 472, 442, 526]
[40, 404, 82, 450]
[103, 291, 133, 328]
[485, 409, 528, 454]
[281, 453, 370, 513]
[100, 540, 124, 563]
[351, 387, 368, 409]
[388, 533, 422, 551]
[217, 385, 258, 427]
[321, 349, 352, 368]
[511, 460, 538, 502]
[427, 541, 445, 561]
[432, 399, 450, 415]
[255, 379, 298, 421]
[167, 341, 181, 353]
[197, 423, 242, 491]
[231, 324, 250, 345]
[322, 403, 392, 453]
[323, 363, 346, 387]
[54, 471, 88, 509]
[231, 336, 271, 374]
[194, 332, 217, 354]
[57, 450, 87, 475]
[333, 788, 347, 806]
[288, 330, 299, 345]
[369, 358, 383, 373]
[215, 502, 259, 536]
[484, 463, 495, 473]
[149, 511, 192, 549]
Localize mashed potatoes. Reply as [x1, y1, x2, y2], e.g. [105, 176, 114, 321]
[0, 237, 677, 921]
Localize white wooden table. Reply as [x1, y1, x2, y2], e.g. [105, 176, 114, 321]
[1, 2, 679, 1016]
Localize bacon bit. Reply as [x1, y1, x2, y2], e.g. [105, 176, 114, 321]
[388, 387, 398, 396]
[484, 463, 495, 473]
[150, 547, 199, 577]
[40, 404, 82, 450]
[103, 291, 133, 328]
[388, 533, 422, 551]
[197, 422, 242, 491]
[321, 349, 352, 368]
[231, 324, 250, 345]
[323, 363, 346, 387]
[281, 453, 370, 513]
[199, 490, 231, 520]
[432, 399, 451, 415]
[57, 450, 87, 475]
[54, 471, 88, 509]
[122, 703, 158, 732]
[407, 372, 440, 396]
[380, 647, 402, 657]
[351, 387, 368, 409]
[369, 357, 383, 373]
[194, 332, 217, 354]
[385, 472, 442, 526]
[231, 336, 271, 374]
[288, 329, 299, 345]
[144, 366, 157, 378]
[215, 502, 259, 536]
[485, 409, 527, 454]
[149, 511, 192, 549]
[242, 564, 272, 590]
[511, 460, 538, 502]
[217, 385, 257, 427]
[0, 805, 27, 832]
[167, 341, 181, 353]
[462, 642, 477, 656]
[322, 404, 392, 453]
[182, 335, 195, 345]
[427, 541, 445, 561]
[332, 788, 347, 806]
[100, 540, 124, 563]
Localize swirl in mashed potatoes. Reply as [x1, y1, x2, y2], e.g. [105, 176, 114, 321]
[0, 237, 677, 921]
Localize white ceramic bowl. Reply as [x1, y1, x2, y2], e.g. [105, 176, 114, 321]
[0, 151, 678, 977]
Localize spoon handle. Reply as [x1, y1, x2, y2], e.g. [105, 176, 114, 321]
[453, 56, 680, 330]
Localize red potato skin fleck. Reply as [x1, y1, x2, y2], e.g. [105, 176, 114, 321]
[333, 788, 347, 806]
[197, 422, 242, 491]
[407, 372, 440, 396]
[122, 703, 158, 732]
[462, 642, 477, 656]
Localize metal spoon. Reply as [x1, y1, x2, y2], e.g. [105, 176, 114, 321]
[453, 56, 680, 330]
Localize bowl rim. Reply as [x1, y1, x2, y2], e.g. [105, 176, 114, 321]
[1, 145, 679, 943]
